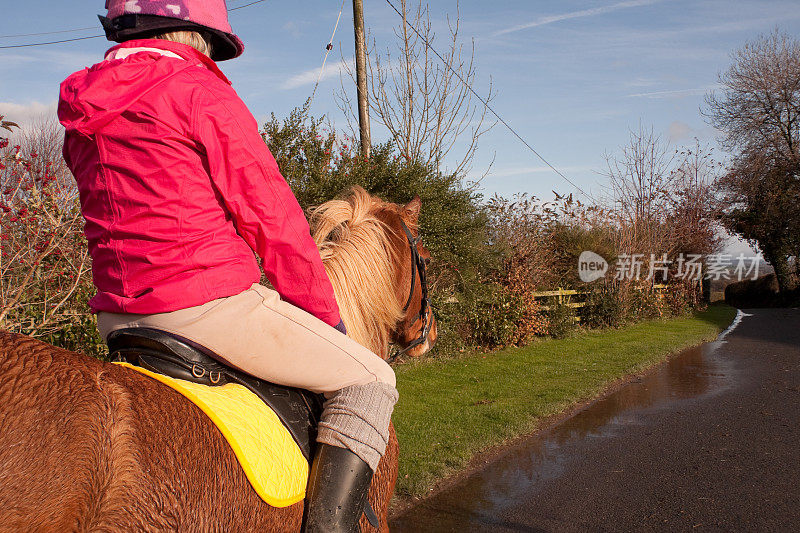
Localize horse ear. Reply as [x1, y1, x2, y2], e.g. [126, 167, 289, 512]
[404, 196, 421, 221]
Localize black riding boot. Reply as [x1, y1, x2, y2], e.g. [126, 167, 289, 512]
[303, 443, 373, 532]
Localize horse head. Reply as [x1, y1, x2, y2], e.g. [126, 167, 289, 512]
[310, 186, 438, 360]
[379, 194, 438, 359]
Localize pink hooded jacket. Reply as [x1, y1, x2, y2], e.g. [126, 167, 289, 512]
[58, 39, 342, 328]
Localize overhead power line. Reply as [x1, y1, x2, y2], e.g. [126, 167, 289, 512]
[0, 35, 103, 49]
[0, 0, 270, 49]
[228, 0, 270, 11]
[383, 0, 594, 201]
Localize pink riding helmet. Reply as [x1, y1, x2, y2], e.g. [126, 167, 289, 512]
[100, 0, 244, 61]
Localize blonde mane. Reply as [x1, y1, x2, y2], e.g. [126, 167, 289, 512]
[310, 187, 406, 357]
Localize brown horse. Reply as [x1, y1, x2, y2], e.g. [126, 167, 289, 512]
[0, 187, 437, 532]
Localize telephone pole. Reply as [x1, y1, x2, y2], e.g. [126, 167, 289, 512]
[352, 0, 371, 159]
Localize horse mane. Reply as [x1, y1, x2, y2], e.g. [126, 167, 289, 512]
[309, 187, 406, 357]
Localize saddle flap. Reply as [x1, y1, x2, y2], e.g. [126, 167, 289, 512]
[116, 361, 309, 507]
[107, 327, 323, 460]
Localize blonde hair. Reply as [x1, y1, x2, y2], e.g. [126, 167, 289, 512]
[153, 30, 213, 58]
[310, 187, 405, 357]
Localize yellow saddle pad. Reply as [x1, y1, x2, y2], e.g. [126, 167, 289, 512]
[115, 362, 308, 507]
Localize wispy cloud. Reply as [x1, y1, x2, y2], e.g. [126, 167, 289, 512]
[667, 120, 720, 143]
[494, 0, 663, 36]
[626, 85, 718, 99]
[667, 121, 693, 142]
[624, 77, 661, 88]
[0, 101, 57, 127]
[0, 53, 39, 68]
[283, 21, 303, 38]
[281, 58, 354, 90]
[0, 49, 101, 71]
[490, 165, 595, 178]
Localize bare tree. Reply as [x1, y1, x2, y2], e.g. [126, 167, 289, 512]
[705, 29, 800, 291]
[338, 0, 495, 176]
[705, 29, 800, 166]
[668, 140, 723, 257]
[602, 124, 677, 256]
[602, 125, 721, 268]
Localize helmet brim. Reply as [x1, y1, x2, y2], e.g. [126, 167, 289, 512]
[99, 14, 243, 61]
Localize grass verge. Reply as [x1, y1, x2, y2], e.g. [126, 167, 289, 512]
[392, 304, 736, 499]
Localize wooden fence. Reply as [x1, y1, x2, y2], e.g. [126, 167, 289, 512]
[532, 284, 668, 321]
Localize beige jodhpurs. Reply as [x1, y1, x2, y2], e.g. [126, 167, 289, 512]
[98, 283, 398, 470]
[97, 283, 395, 393]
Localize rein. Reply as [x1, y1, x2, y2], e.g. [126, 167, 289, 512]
[387, 221, 431, 364]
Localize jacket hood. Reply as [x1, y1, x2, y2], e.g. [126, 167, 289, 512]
[58, 44, 199, 136]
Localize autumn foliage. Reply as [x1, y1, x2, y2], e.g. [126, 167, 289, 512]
[0, 118, 104, 356]
[1, 111, 714, 359]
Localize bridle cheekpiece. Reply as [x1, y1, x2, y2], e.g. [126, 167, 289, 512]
[387, 220, 432, 363]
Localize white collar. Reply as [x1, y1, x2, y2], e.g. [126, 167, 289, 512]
[105, 47, 184, 61]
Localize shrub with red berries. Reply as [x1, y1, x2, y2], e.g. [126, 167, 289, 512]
[1, 118, 104, 357]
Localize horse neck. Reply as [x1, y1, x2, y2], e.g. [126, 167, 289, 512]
[323, 231, 402, 358]
[311, 191, 406, 358]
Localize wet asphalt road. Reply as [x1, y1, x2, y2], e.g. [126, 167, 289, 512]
[390, 308, 800, 532]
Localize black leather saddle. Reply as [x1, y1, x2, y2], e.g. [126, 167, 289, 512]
[108, 327, 381, 528]
[107, 327, 324, 461]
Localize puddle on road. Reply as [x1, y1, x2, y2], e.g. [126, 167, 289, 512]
[390, 339, 736, 532]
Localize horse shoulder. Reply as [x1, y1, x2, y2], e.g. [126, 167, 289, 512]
[0, 333, 139, 528]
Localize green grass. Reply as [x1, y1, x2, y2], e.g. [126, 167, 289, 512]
[392, 304, 736, 498]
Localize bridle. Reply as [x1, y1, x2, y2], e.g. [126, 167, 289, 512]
[387, 221, 432, 363]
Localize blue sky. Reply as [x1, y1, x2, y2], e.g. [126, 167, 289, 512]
[2, 0, 799, 211]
